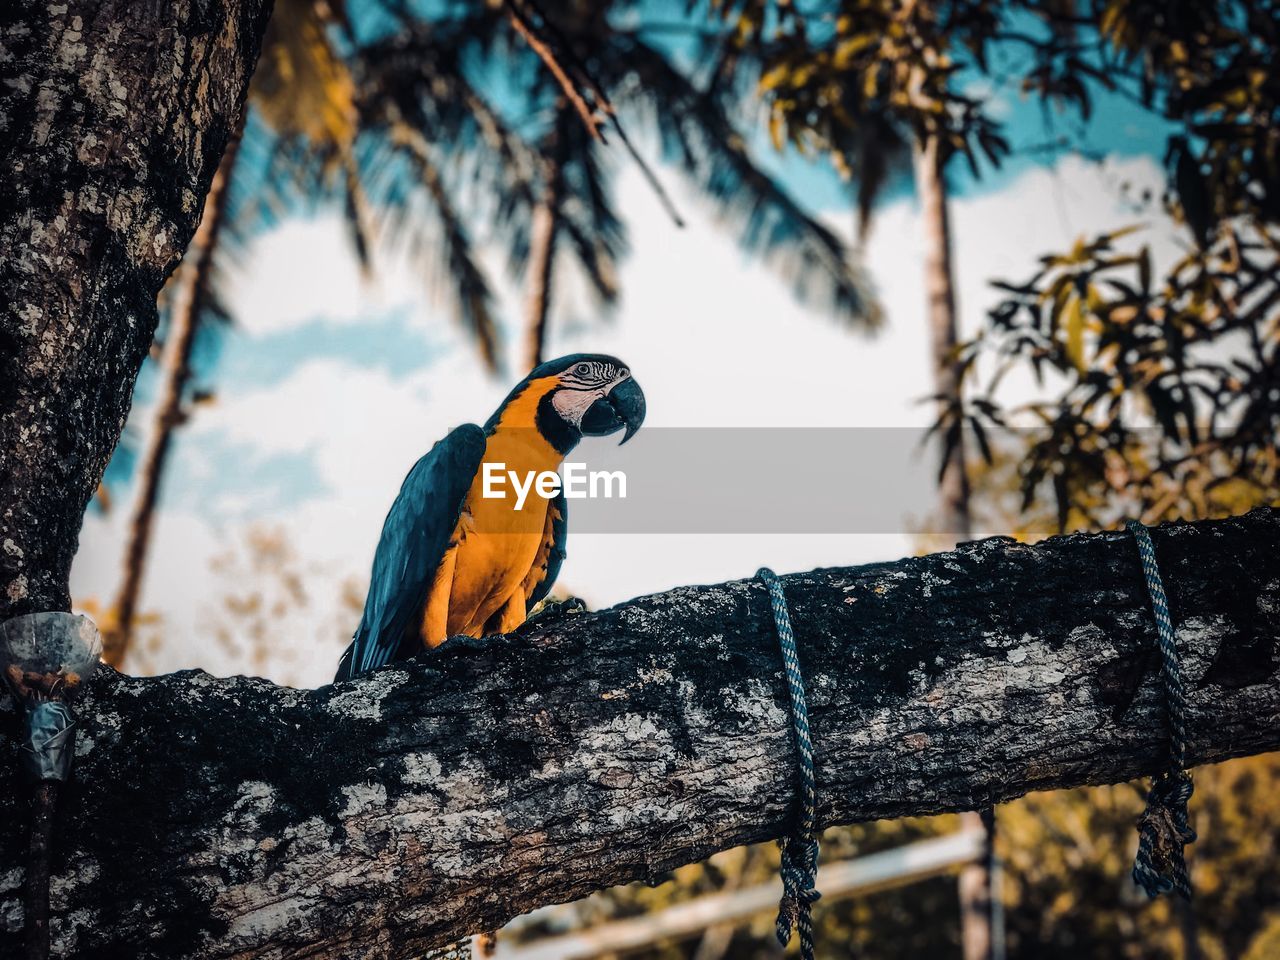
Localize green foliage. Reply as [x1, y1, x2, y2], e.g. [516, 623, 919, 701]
[1085, 1, 1280, 242]
[753, 3, 1009, 172]
[236, 2, 514, 369]
[615, 34, 880, 323]
[947, 1, 1280, 531]
[737, 0, 1280, 534]
[700, 0, 1015, 235]
[707, 0, 1280, 254]
[966, 222, 1280, 531]
[253, 0, 359, 157]
[490, 2, 880, 333]
[173, 0, 882, 381]
[953, 3, 1280, 927]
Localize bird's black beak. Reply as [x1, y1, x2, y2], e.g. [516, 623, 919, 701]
[581, 376, 646, 444]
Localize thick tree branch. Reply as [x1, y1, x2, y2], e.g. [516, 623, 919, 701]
[0, 0, 274, 620]
[1, 509, 1278, 958]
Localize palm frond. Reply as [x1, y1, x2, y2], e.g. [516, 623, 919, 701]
[558, 126, 626, 306]
[355, 22, 542, 274]
[559, 213, 620, 306]
[614, 38, 881, 328]
[253, 0, 359, 153]
[342, 145, 376, 275]
[831, 112, 911, 247]
[389, 118, 503, 372]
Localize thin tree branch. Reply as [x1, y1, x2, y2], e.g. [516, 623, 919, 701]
[606, 118, 687, 229]
[505, 0, 686, 227]
[505, 0, 606, 141]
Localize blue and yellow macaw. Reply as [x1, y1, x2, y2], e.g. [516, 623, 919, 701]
[335, 354, 645, 680]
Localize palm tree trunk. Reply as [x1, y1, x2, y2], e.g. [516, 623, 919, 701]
[524, 103, 570, 372]
[912, 130, 972, 540]
[957, 809, 1000, 960]
[914, 131, 999, 960]
[103, 127, 243, 668]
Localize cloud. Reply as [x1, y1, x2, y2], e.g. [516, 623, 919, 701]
[214, 309, 443, 392]
[222, 216, 402, 336]
[71, 150, 1181, 685]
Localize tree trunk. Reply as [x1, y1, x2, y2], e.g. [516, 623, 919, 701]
[957, 810, 994, 960]
[104, 129, 243, 669]
[0, 0, 273, 624]
[913, 131, 971, 538]
[21, 783, 57, 960]
[1, 509, 1276, 959]
[914, 128, 993, 958]
[524, 102, 570, 372]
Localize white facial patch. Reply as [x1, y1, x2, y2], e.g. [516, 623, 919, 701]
[552, 364, 630, 427]
[551, 385, 602, 426]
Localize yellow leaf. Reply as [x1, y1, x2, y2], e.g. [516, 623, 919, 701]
[759, 63, 791, 92]
[1064, 294, 1087, 372]
[768, 109, 786, 152]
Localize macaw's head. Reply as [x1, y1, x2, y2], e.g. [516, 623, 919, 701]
[487, 353, 646, 454]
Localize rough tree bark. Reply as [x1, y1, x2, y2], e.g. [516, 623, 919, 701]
[0, 0, 274, 623]
[1, 509, 1277, 959]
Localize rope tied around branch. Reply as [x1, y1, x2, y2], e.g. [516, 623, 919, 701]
[757, 568, 820, 960]
[1125, 520, 1197, 900]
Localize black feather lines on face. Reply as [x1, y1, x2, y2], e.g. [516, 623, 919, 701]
[559, 359, 617, 390]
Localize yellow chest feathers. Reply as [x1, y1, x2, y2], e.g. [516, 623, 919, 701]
[421, 379, 566, 645]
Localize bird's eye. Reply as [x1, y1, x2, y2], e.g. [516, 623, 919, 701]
[618, 368, 629, 379]
[574, 363, 590, 376]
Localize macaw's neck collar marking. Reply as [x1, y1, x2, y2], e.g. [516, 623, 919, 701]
[483, 375, 570, 452]
[537, 391, 582, 456]
[481, 373, 578, 457]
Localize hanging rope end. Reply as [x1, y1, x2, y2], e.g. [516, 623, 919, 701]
[1133, 769, 1197, 900]
[1124, 520, 1198, 903]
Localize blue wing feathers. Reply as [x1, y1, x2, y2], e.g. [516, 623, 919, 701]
[335, 424, 486, 681]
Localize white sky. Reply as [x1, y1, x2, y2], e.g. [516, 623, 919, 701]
[71, 153, 1181, 686]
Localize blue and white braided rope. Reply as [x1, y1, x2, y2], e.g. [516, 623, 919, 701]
[1125, 520, 1196, 900]
[758, 568, 820, 959]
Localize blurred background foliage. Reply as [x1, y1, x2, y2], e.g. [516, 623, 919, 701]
[509, 753, 1280, 959]
[85, 0, 1279, 956]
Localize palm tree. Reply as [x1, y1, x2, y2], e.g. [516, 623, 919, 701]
[912, 129, 972, 538]
[729, 0, 1014, 539]
[483, 2, 883, 369]
[523, 99, 577, 368]
[104, 0, 886, 665]
[102, 0, 523, 666]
